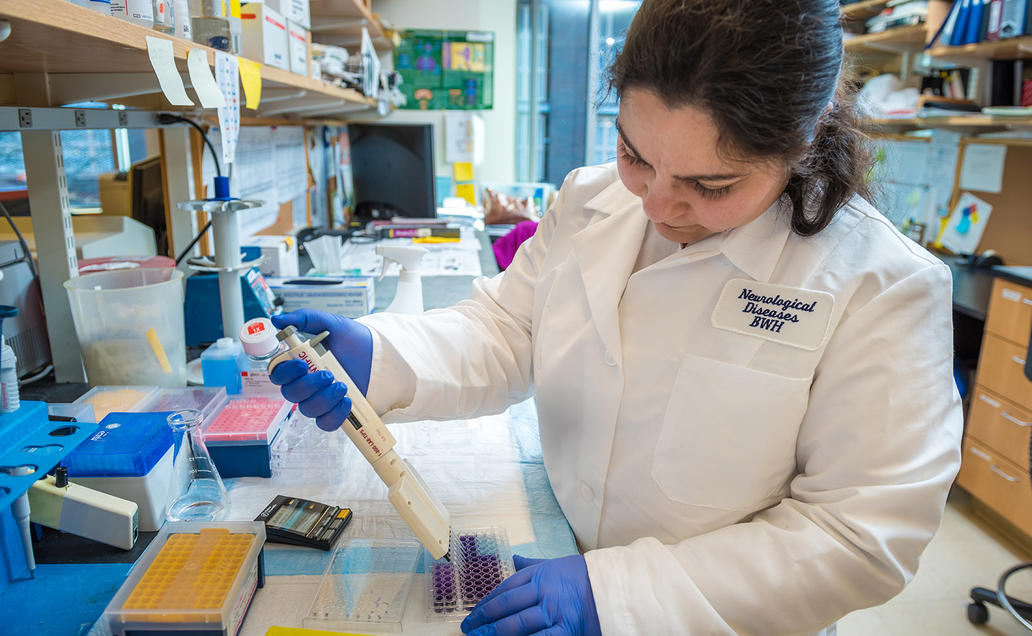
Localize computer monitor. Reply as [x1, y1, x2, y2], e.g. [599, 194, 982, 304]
[130, 156, 167, 255]
[347, 123, 436, 221]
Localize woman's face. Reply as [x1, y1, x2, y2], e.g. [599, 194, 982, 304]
[616, 88, 791, 245]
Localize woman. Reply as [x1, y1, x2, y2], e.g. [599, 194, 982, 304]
[271, 1, 962, 633]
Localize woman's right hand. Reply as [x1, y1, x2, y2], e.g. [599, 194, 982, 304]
[269, 309, 373, 431]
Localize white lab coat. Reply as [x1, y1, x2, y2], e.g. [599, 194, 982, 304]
[359, 163, 963, 635]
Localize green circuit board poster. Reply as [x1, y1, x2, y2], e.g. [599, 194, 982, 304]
[394, 30, 494, 110]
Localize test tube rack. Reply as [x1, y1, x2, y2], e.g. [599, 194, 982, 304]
[425, 526, 515, 622]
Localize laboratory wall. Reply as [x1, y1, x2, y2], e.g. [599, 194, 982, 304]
[360, 0, 518, 188]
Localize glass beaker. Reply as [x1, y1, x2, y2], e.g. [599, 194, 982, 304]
[165, 409, 228, 522]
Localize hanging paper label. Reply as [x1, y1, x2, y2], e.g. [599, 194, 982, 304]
[145, 36, 194, 106]
[187, 49, 227, 108]
[215, 52, 241, 166]
[238, 58, 263, 109]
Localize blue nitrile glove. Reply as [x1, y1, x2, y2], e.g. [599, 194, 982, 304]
[461, 554, 603, 636]
[269, 309, 373, 432]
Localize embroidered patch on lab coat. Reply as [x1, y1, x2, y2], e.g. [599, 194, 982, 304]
[711, 279, 834, 351]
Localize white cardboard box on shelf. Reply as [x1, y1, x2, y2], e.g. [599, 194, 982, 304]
[287, 19, 310, 76]
[241, 3, 289, 70]
[266, 0, 310, 29]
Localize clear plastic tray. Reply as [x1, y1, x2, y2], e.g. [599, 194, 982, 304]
[72, 385, 159, 421]
[425, 526, 515, 622]
[140, 386, 229, 424]
[103, 521, 266, 636]
[303, 538, 421, 633]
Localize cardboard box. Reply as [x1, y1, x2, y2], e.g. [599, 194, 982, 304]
[241, 3, 289, 69]
[265, 0, 309, 29]
[266, 276, 375, 317]
[241, 235, 300, 277]
[287, 19, 310, 76]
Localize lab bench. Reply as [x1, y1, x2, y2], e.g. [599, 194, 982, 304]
[7, 232, 562, 635]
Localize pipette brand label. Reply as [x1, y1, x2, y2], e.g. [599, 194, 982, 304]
[711, 278, 834, 350]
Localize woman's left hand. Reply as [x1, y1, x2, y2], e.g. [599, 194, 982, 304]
[460, 554, 603, 636]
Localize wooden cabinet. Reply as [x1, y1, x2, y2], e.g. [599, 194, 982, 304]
[957, 277, 1032, 536]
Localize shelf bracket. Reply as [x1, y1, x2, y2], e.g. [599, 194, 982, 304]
[21, 129, 85, 382]
[48, 73, 187, 106]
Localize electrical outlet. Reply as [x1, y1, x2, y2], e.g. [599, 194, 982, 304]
[74, 110, 87, 128]
[118, 111, 128, 127]
[18, 108, 31, 128]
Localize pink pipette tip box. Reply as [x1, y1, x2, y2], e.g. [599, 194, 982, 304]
[203, 397, 294, 443]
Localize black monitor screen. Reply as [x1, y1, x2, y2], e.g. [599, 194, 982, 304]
[347, 123, 436, 220]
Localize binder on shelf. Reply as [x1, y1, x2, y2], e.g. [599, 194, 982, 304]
[928, 0, 963, 48]
[999, 0, 1027, 38]
[949, 0, 973, 45]
[985, 0, 1004, 39]
[962, 0, 985, 44]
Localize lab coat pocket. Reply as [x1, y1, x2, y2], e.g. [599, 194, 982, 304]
[652, 354, 811, 510]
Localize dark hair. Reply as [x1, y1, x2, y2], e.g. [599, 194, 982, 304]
[609, 0, 871, 236]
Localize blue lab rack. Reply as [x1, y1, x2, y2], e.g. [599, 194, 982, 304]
[0, 401, 99, 589]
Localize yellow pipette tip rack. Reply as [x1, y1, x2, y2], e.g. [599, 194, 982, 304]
[104, 522, 266, 636]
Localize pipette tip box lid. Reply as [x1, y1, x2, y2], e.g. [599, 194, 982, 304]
[104, 521, 267, 636]
[140, 386, 229, 424]
[303, 537, 421, 633]
[63, 411, 174, 478]
[72, 385, 160, 421]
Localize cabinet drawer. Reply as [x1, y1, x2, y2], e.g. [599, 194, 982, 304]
[976, 334, 1032, 412]
[968, 386, 1031, 471]
[957, 440, 1032, 536]
[986, 278, 1032, 347]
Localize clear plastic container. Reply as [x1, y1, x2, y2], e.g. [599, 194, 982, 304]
[103, 521, 265, 636]
[141, 386, 229, 426]
[64, 268, 187, 387]
[72, 385, 159, 421]
[201, 338, 246, 395]
[304, 538, 421, 633]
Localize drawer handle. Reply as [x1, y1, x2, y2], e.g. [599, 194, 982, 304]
[1023, 298, 1032, 307]
[1002, 412, 1032, 427]
[979, 393, 1001, 408]
[1012, 356, 1027, 366]
[990, 465, 1020, 483]
[970, 447, 992, 461]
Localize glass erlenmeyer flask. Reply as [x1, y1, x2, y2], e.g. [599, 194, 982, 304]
[165, 409, 228, 521]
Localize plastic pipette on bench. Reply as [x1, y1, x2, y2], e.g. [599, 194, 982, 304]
[241, 317, 451, 560]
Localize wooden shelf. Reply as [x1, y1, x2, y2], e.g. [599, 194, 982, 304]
[309, 0, 392, 53]
[863, 115, 1032, 132]
[0, 0, 374, 116]
[927, 35, 1032, 62]
[844, 24, 928, 55]
[841, 0, 889, 21]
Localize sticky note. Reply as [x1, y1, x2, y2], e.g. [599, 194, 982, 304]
[229, 0, 241, 18]
[238, 57, 263, 109]
[453, 161, 474, 182]
[187, 49, 227, 108]
[145, 36, 194, 106]
[456, 183, 476, 205]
